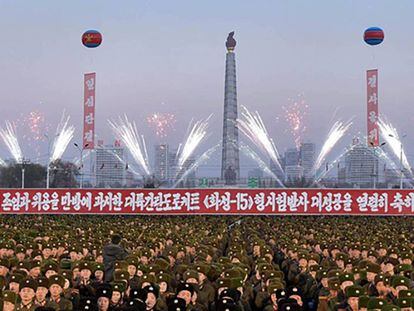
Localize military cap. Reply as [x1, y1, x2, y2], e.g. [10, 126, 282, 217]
[230, 278, 243, 289]
[42, 261, 59, 273]
[48, 275, 65, 288]
[20, 278, 37, 291]
[287, 286, 303, 298]
[391, 276, 410, 288]
[126, 256, 139, 268]
[176, 282, 195, 295]
[144, 284, 160, 298]
[384, 257, 399, 266]
[29, 259, 41, 270]
[76, 261, 91, 272]
[217, 278, 232, 289]
[279, 300, 302, 311]
[400, 253, 412, 261]
[31, 250, 42, 258]
[328, 278, 340, 290]
[345, 285, 364, 298]
[61, 270, 71, 281]
[398, 290, 414, 299]
[15, 245, 26, 254]
[114, 260, 128, 270]
[141, 273, 157, 284]
[396, 264, 413, 274]
[96, 284, 112, 299]
[195, 264, 210, 275]
[339, 273, 354, 284]
[327, 269, 341, 278]
[359, 296, 370, 309]
[167, 297, 186, 311]
[309, 265, 319, 272]
[94, 263, 104, 272]
[374, 274, 386, 285]
[2, 290, 17, 304]
[36, 277, 49, 288]
[0, 258, 10, 269]
[366, 262, 381, 274]
[183, 270, 198, 281]
[316, 270, 328, 281]
[261, 269, 281, 280]
[111, 282, 126, 293]
[335, 252, 348, 261]
[395, 298, 412, 309]
[381, 305, 400, 311]
[9, 273, 24, 284]
[157, 273, 172, 285]
[307, 253, 320, 263]
[114, 269, 129, 281]
[367, 298, 388, 310]
[268, 283, 286, 294]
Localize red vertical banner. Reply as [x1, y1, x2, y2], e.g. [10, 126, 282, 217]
[367, 69, 379, 147]
[83, 73, 96, 149]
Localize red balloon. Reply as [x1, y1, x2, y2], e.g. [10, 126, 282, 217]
[82, 30, 102, 48]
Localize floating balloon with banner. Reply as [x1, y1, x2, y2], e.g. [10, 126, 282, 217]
[364, 27, 384, 46]
[82, 30, 102, 48]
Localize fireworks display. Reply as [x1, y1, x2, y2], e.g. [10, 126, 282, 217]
[0, 121, 23, 163]
[50, 113, 75, 163]
[109, 116, 152, 176]
[240, 143, 285, 187]
[25, 111, 49, 141]
[175, 115, 211, 173]
[146, 113, 176, 138]
[174, 144, 220, 188]
[314, 119, 353, 173]
[283, 95, 309, 149]
[378, 118, 411, 172]
[238, 106, 284, 173]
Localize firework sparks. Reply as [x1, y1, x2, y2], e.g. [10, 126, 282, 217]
[26, 111, 48, 141]
[0, 121, 23, 163]
[175, 115, 211, 174]
[314, 119, 353, 173]
[50, 113, 75, 163]
[378, 118, 411, 172]
[238, 106, 284, 173]
[240, 143, 284, 187]
[282, 95, 309, 149]
[146, 113, 176, 138]
[109, 116, 152, 176]
[173, 144, 220, 188]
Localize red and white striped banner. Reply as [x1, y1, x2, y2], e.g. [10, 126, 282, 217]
[0, 189, 413, 215]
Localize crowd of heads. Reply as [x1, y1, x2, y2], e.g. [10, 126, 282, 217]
[0, 216, 413, 310]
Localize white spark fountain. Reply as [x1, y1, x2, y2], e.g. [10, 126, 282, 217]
[0, 121, 23, 163]
[237, 106, 284, 172]
[175, 115, 211, 174]
[50, 113, 75, 163]
[378, 118, 411, 172]
[240, 143, 284, 187]
[173, 144, 220, 188]
[109, 116, 152, 176]
[313, 119, 352, 173]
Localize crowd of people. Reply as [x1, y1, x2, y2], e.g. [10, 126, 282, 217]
[0, 215, 413, 311]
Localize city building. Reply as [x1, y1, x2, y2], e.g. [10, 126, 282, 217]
[284, 165, 303, 183]
[221, 32, 240, 185]
[344, 137, 378, 187]
[248, 168, 264, 179]
[300, 142, 315, 181]
[285, 148, 300, 166]
[95, 144, 126, 187]
[154, 144, 169, 183]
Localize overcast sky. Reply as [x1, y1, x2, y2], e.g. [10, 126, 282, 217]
[0, 1, 413, 176]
